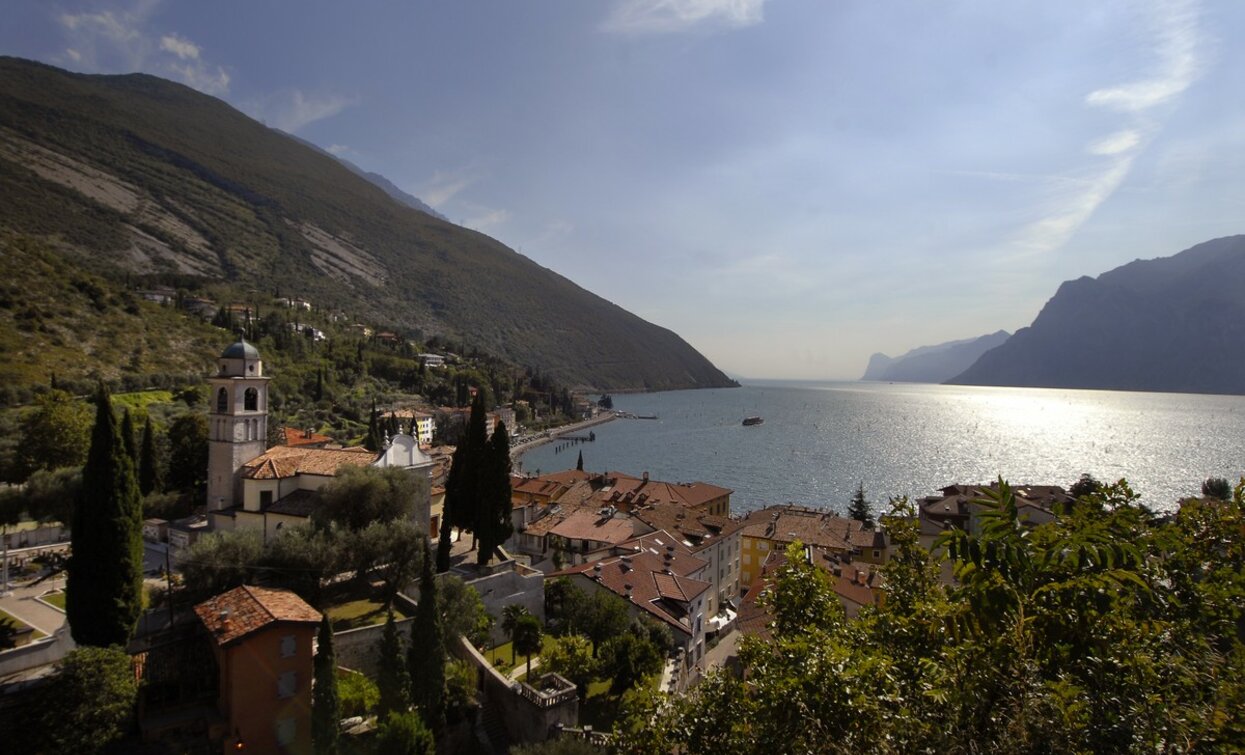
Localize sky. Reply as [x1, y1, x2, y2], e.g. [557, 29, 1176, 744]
[4, 0, 1244, 380]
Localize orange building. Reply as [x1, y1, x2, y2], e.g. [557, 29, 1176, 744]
[194, 585, 323, 754]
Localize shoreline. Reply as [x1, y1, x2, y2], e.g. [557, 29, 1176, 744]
[510, 412, 618, 467]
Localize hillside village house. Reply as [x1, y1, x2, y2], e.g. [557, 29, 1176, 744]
[193, 585, 322, 754]
[509, 470, 741, 619]
[204, 338, 435, 536]
[738, 504, 890, 586]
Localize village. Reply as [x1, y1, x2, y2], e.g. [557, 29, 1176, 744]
[0, 336, 1094, 754]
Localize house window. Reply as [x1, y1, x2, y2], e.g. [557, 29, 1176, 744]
[216, 388, 228, 413]
[758, 542, 768, 551]
[873, 549, 881, 559]
[277, 671, 297, 699]
[261, 490, 274, 509]
[275, 718, 296, 746]
[742, 553, 750, 564]
[244, 387, 258, 411]
[280, 634, 296, 658]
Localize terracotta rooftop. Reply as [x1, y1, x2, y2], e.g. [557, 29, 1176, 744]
[194, 585, 321, 647]
[241, 445, 377, 480]
[739, 504, 878, 552]
[597, 471, 732, 511]
[631, 502, 744, 550]
[547, 508, 638, 545]
[553, 535, 711, 636]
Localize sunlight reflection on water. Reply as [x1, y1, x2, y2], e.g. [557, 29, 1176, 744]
[517, 382, 1245, 514]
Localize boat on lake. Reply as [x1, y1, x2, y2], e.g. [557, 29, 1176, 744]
[742, 416, 763, 426]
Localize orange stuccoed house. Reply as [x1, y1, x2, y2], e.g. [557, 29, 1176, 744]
[193, 585, 323, 754]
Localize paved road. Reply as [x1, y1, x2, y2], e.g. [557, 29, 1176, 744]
[0, 575, 66, 636]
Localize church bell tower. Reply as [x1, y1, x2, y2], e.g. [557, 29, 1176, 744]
[206, 337, 270, 512]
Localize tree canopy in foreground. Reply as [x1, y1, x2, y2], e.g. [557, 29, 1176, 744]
[616, 479, 1245, 754]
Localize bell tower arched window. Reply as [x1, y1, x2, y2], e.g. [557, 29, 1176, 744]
[216, 387, 228, 413]
[244, 387, 258, 411]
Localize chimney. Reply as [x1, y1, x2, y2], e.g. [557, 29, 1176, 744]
[642, 471, 649, 482]
[217, 608, 232, 632]
[620, 556, 632, 572]
[624, 583, 633, 599]
[593, 562, 602, 579]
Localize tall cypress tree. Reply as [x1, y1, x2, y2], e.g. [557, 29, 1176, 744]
[477, 421, 513, 566]
[67, 383, 144, 647]
[576, 449, 584, 472]
[364, 398, 383, 452]
[408, 543, 445, 733]
[377, 610, 412, 719]
[312, 615, 340, 755]
[848, 482, 874, 529]
[445, 392, 488, 551]
[120, 408, 137, 465]
[138, 416, 160, 496]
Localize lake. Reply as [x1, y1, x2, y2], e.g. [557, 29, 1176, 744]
[515, 381, 1245, 515]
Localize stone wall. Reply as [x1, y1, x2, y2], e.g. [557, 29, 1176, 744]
[464, 561, 545, 644]
[454, 636, 578, 746]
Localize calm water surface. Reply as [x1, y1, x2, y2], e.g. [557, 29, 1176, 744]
[516, 381, 1245, 514]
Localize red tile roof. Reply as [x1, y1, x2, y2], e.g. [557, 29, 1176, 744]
[280, 427, 334, 447]
[194, 585, 321, 647]
[553, 530, 711, 636]
[240, 445, 377, 480]
[739, 504, 876, 552]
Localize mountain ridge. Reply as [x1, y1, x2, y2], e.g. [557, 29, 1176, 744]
[861, 330, 1011, 383]
[0, 57, 734, 393]
[949, 235, 1245, 394]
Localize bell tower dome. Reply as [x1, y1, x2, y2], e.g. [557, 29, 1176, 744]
[206, 337, 270, 513]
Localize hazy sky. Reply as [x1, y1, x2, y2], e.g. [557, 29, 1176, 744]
[5, 1, 1244, 379]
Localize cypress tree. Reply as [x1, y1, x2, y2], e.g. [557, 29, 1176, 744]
[477, 421, 513, 566]
[408, 543, 445, 733]
[377, 610, 413, 719]
[576, 449, 584, 472]
[364, 398, 383, 452]
[312, 615, 340, 755]
[435, 507, 453, 573]
[445, 392, 488, 551]
[120, 408, 137, 464]
[138, 416, 160, 496]
[67, 383, 144, 647]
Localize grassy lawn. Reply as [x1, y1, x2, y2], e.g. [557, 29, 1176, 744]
[40, 591, 66, 610]
[483, 634, 560, 675]
[326, 597, 410, 632]
[0, 607, 46, 640]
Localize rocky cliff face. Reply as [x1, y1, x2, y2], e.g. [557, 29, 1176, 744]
[949, 235, 1245, 394]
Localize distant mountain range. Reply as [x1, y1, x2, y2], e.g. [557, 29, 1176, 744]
[0, 57, 734, 392]
[949, 235, 1245, 395]
[862, 330, 1011, 383]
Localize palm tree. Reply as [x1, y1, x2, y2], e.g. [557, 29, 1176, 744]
[513, 614, 543, 679]
[501, 603, 529, 665]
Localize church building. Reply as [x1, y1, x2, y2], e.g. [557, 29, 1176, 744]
[205, 338, 435, 537]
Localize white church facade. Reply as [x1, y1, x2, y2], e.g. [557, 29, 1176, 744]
[205, 338, 435, 537]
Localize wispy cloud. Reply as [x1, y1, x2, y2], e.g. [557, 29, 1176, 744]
[1087, 129, 1143, 157]
[1085, 0, 1203, 113]
[463, 207, 511, 231]
[248, 90, 359, 133]
[325, 144, 357, 157]
[56, 0, 230, 96]
[603, 0, 767, 34]
[994, 1, 1206, 259]
[159, 33, 199, 60]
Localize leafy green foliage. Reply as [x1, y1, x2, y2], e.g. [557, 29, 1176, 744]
[540, 634, 597, 697]
[14, 389, 90, 480]
[314, 464, 424, 533]
[616, 478, 1245, 753]
[513, 613, 544, 678]
[437, 575, 494, 649]
[374, 711, 435, 755]
[337, 668, 379, 719]
[30, 646, 138, 754]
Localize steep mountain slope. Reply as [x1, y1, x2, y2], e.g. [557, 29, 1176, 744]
[0, 57, 733, 392]
[861, 330, 1011, 383]
[949, 236, 1245, 394]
